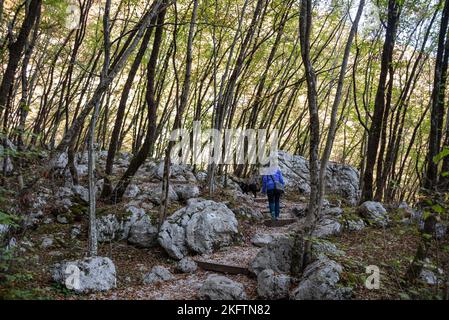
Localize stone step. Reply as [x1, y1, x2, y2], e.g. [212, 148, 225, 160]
[148, 179, 192, 185]
[263, 219, 297, 228]
[194, 260, 255, 277]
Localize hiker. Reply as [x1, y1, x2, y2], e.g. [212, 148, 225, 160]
[261, 167, 285, 221]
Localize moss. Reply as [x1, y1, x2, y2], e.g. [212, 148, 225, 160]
[340, 207, 362, 225]
[69, 203, 87, 220]
[35, 222, 68, 235]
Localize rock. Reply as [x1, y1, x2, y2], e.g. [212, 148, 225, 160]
[143, 266, 174, 284]
[323, 207, 343, 218]
[51, 257, 116, 293]
[154, 161, 197, 182]
[195, 171, 207, 182]
[434, 223, 447, 240]
[40, 236, 54, 249]
[358, 201, 389, 227]
[56, 186, 74, 199]
[128, 214, 158, 248]
[344, 218, 365, 232]
[95, 179, 104, 196]
[251, 233, 285, 247]
[75, 163, 88, 177]
[96, 206, 144, 242]
[418, 221, 447, 240]
[420, 269, 440, 285]
[277, 151, 360, 205]
[257, 269, 291, 300]
[312, 218, 342, 238]
[43, 217, 53, 224]
[50, 152, 68, 170]
[148, 185, 179, 205]
[232, 204, 264, 220]
[124, 184, 140, 199]
[199, 275, 247, 300]
[174, 184, 200, 201]
[290, 256, 352, 300]
[312, 240, 344, 260]
[398, 201, 417, 219]
[56, 214, 69, 224]
[158, 199, 238, 260]
[176, 257, 197, 273]
[292, 204, 308, 218]
[7, 237, 17, 250]
[71, 226, 81, 239]
[0, 155, 13, 174]
[250, 235, 296, 275]
[72, 185, 89, 203]
[0, 224, 10, 242]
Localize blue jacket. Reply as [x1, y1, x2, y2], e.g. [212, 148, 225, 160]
[261, 169, 285, 193]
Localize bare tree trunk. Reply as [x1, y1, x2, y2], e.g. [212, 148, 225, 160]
[110, 1, 168, 203]
[160, 0, 198, 228]
[0, 0, 41, 122]
[88, 0, 111, 257]
[318, 0, 365, 206]
[101, 23, 156, 199]
[299, 0, 320, 265]
[361, 0, 401, 201]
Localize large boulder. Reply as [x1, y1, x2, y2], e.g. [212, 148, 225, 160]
[277, 151, 360, 205]
[290, 256, 351, 300]
[173, 184, 200, 201]
[158, 199, 238, 260]
[50, 152, 69, 170]
[147, 185, 179, 205]
[250, 235, 297, 276]
[51, 257, 116, 293]
[312, 218, 342, 238]
[96, 206, 145, 242]
[154, 161, 197, 182]
[176, 257, 198, 273]
[128, 214, 158, 248]
[358, 201, 389, 227]
[343, 218, 366, 232]
[72, 185, 89, 203]
[257, 269, 291, 300]
[199, 275, 247, 300]
[251, 233, 285, 247]
[143, 266, 174, 284]
[311, 240, 345, 260]
[124, 184, 140, 199]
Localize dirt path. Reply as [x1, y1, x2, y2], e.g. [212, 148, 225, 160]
[89, 197, 303, 300]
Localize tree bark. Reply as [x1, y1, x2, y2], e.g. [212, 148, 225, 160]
[361, 0, 401, 202]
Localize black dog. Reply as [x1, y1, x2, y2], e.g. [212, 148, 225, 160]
[238, 182, 259, 198]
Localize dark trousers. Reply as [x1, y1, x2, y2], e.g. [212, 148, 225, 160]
[267, 189, 281, 218]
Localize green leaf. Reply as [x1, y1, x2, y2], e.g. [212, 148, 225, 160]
[422, 211, 432, 221]
[433, 147, 449, 164]
[431, 204, 444, 214]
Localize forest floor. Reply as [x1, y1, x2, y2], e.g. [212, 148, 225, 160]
[2, 189, 448, 300]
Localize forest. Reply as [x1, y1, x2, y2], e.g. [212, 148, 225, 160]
[0, 0, 449, 301]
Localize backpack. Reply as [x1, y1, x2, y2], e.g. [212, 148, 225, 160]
[270, 175, 284, 194]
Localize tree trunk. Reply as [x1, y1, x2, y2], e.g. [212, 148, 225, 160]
[299, 0, 320, 265]
[110, 1, 168, 203]
[361, 0, 401, 202]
